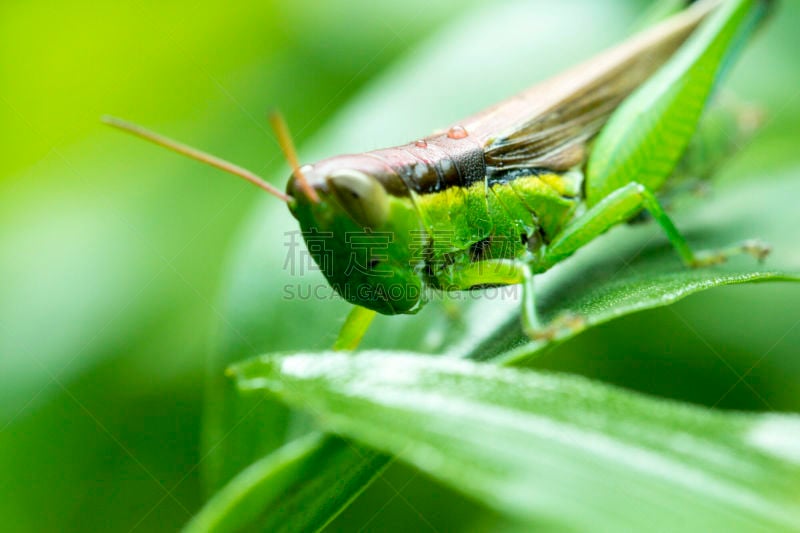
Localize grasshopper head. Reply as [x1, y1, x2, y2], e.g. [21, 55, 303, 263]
[286, 156, 425, 315]
[99, 114, 425, 315]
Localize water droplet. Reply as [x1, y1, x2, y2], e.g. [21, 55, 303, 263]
[447, 125, 468, 139]
[415, 139, 427, 148]
[497, 161, 505, 168]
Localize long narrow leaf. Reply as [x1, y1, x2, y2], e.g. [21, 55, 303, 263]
[231, 352, 800, 532]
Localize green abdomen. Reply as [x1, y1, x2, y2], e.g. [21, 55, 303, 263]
[414, 169, 582, 287]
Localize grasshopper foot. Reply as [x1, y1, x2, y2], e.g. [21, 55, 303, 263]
[742, 239, 772, 263]
[690, 239, 771, 268]
[689, 251, 728, 268]
[525, 312, 586, 341]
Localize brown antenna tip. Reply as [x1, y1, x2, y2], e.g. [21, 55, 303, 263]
[101, 115, 291, 203]
[268, 110, 319, 203]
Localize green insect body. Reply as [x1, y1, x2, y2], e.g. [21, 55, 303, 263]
[413, 170, 582, 278]
[104, 0, 775, 341]
[284, 0, 773, 338]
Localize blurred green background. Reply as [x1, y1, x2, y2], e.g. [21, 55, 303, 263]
[1, 0, 799, 531]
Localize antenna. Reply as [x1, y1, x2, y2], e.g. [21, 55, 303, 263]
[101, 115, 292, 203]
[268, 110, 320, 203]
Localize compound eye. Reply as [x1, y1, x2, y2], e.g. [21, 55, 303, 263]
[326, 169, 389, 228]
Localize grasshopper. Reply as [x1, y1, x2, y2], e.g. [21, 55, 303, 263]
[105, 0, 774, 343]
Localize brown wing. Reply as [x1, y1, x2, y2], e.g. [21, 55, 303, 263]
[458, 0, 720, 172]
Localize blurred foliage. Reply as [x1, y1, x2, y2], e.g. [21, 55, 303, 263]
[1, 0, 799, 531]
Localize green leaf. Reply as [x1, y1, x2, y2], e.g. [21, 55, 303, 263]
[183, 433, 389, 533]
[230, 352, 800, 532]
